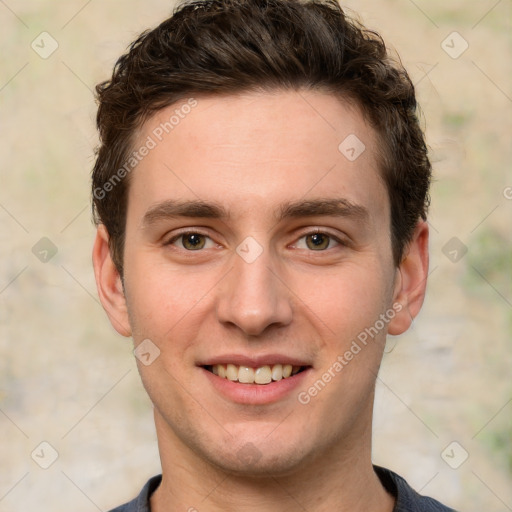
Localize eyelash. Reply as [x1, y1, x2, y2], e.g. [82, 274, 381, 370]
[164, 228, 347, 252]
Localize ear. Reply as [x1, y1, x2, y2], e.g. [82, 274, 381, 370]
[388, 221, 429, 335]
[92, 224, 132, 337]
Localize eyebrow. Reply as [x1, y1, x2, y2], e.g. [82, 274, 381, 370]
[141, 197, 369, 228]
[278, 198, 368, 222]
[142, 199, 229, 227]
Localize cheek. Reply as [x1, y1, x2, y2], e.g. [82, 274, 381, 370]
[123, 256, 212, 342]
[291, 262, 392, 337]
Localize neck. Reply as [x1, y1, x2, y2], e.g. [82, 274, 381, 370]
[149, 411, 395, 512]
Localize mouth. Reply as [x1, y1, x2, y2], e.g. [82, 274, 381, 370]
[203, 363, 310, 385]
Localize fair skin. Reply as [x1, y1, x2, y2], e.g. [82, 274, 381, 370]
[93, 89, 429, 511]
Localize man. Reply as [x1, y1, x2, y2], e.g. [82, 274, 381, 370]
[91, 0, 455, 510]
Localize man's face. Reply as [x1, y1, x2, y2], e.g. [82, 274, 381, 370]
[112, 90, 403, 474]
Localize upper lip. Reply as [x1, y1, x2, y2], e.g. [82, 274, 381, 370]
[198, 354, 311, 368]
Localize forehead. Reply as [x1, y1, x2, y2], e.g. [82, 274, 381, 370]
[128, 89, 388, 223]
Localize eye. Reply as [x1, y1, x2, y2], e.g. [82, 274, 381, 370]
[166, 232, 215, 251]
[295, 230, 342, 251]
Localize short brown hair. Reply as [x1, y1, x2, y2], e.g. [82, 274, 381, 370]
[92, 0, 431, 276]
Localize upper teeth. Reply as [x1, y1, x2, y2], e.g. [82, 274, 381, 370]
[211, 363, 302, 384]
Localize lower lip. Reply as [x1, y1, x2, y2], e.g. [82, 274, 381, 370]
[201, 367, 311, 405]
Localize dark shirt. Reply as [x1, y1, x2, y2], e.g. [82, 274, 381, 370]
[107, 465, 457, 511]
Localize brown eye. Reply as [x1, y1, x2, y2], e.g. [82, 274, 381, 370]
[180, 233, 206, 250]
[305, 232, 331, 250]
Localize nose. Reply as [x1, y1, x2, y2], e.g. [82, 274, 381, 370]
[215, 244, 293, 337]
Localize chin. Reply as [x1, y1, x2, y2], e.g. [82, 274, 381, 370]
[200, 435, 312, 478]
[213, 451, 306, 478]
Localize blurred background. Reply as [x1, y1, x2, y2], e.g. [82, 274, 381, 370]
[0, 1, 511, 510]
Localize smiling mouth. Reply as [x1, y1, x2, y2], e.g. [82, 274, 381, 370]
[203, 364, 309, 385]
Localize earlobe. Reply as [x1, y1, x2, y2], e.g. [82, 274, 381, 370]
[387, 221, 429, 336]
[92, 225, 132, 337]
